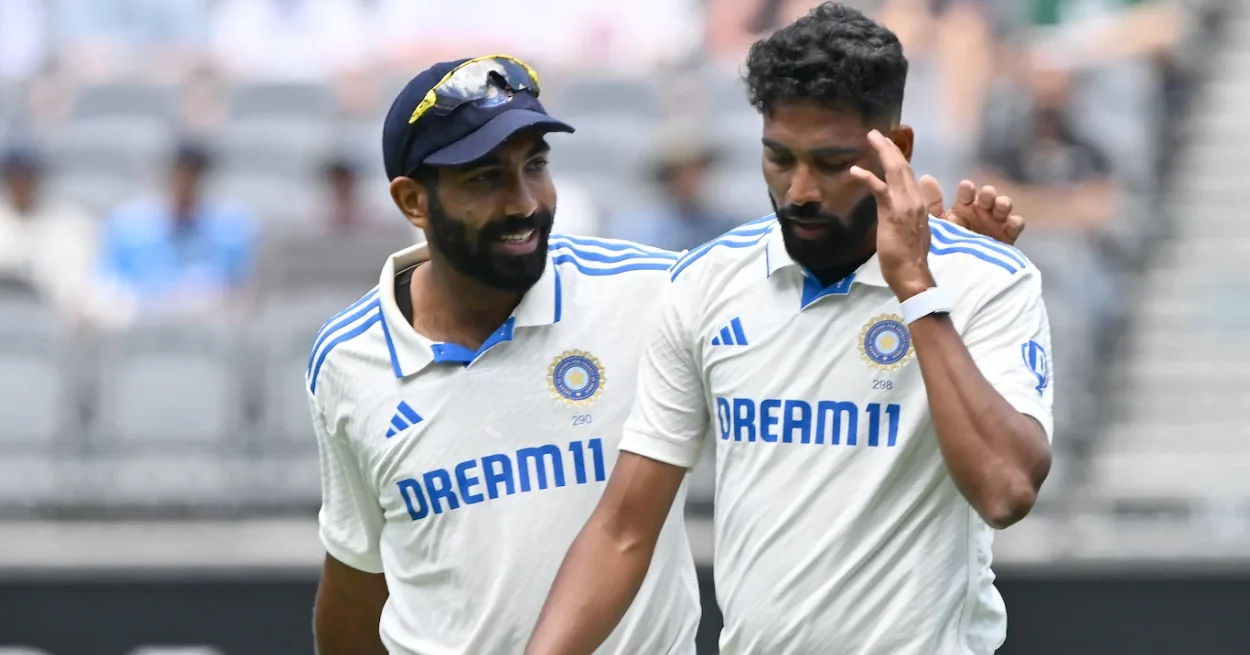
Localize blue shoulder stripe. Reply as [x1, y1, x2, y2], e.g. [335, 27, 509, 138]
[549, 241, 679, 265]
[670, 216, 776, 281]
[307, 288, 380, 374]
[550, 252, 676, 276]
[929, 219, 1027, 268]
[308, 304, 382, 394]
[549, 234, 678, 258]
[928, 221, 1022, 274]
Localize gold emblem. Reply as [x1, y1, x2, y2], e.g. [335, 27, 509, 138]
[548, 350, 606, 406]
[859, 314, 914, 371]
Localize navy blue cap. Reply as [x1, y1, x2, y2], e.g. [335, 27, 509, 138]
[382, 58, 575, 179]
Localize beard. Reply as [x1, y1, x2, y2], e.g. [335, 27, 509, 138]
[425, 192, 554, 293]
[773, 194, 878, 280]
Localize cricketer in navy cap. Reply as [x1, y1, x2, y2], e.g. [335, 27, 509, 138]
[383, 57, 575, 293]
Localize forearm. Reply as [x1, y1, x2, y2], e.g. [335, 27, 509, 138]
[908, 313, 1051, 528]
[525, 515, 656, 655]
[313, 599, 388, 655]
[314, 559, 389, 655]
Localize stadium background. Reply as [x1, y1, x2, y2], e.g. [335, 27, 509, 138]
[0, 0, 1244, 653]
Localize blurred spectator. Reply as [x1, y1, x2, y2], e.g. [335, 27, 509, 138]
[367, 0, 699, 77]
[210, 0, 368, 83]
[1013, 0, 1186, 257]
[605, 124, 740, 251]
[975, 81, 1119, 459]
[0, 0, 48, 83]
[877, 0, 996, 200]
[94, 142, 257, 326]
[704, 0, 876, 67]
[0, 143, 99, 322]
[51, 0, 211, 83]
[321, 157, 369, 235]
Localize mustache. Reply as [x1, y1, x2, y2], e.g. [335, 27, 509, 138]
[776, 203, 842, 224]
[478, 210, 555, 239]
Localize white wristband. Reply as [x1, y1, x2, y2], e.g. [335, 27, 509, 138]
[900, 287, 953, 324]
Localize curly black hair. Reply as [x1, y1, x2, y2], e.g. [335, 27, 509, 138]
[744, 2, 908, 124]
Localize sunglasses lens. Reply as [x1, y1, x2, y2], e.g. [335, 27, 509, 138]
[422, 57, 540, 123]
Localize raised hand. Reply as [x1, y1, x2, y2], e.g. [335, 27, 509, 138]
[919, 176, 1025, 246]
[849, 130, 935, 301]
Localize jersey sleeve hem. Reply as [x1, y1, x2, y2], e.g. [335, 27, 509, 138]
[319, 528, 385, 574]
[1003, 395, 1054, 444]
[619, 429, 703, 469]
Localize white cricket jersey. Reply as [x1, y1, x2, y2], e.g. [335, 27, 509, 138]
[307, 236, 701, 655]
[619, 216, 1055, 655]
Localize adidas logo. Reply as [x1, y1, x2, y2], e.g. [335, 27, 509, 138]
[710, 317, 749, 346]
[385, 401, 424, 439]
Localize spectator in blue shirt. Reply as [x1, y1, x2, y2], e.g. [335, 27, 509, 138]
[95, 142, 257, 326]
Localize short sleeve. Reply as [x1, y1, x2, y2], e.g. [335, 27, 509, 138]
[962, 269, 1056, 442]
[312, 394, 385, 573]
[618, 278, 710, 468]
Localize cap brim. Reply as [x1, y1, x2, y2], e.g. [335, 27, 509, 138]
[423, 109, 575, 167]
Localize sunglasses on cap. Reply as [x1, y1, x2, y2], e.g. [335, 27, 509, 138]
[396, 54, 543, 178]
[409, 54, 542, 126]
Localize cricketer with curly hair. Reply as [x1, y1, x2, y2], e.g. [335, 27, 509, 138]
[525, 3, 1054, 654]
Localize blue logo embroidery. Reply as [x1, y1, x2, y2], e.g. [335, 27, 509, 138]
[1021, 340, 1050, 395]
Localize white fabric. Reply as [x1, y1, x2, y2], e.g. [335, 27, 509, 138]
[367, 0, 700, 72]
[620, 216, 1055, 654]
[309, 237, 699, 654]
[211, 0, 368, 80]
[0, 196, 98, 318]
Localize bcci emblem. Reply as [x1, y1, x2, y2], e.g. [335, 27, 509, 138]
[859, 314, 914, 371]
[548, 350, 606, 406]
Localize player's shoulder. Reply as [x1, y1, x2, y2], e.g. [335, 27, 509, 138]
[926, 218, 1040, 293]
[667, 215, 777, 285]
[547, 233, 680, 289]
[306, 285, 389, 400]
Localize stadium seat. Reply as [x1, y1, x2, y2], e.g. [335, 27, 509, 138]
[707, 75, 751, 113]
[713, 111, 765, 172]
[545, 76, 664, 120]
[548, 116, 651, 180]
[252, 233, 401, 297]
[84, 321, 248, 511]
[69, 82, 178, 123]
[218, 117, 334, 178]
[556, 172, 643, 216]
[0, 310, 82, 512]
[44, 172, 139, 217]
[1090, 450, 1250, 505]
[228, 81, 336, 122]
[50, 117, 170, 181]
[247, 293, 365, 507]
[705, 167, 775, 223]
[207, 171, 314, 227]
[0, 81, 24, 125]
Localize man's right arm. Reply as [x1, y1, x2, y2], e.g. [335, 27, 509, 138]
[309, 393, 389, 654]
[526, 272, 710, 655]
[315, 555, 389, 655]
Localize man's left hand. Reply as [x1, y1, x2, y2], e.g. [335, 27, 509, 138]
[920, 175, 1025, 246]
